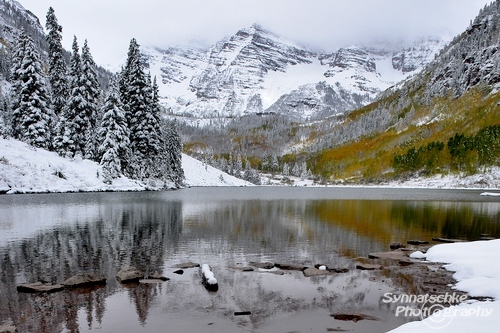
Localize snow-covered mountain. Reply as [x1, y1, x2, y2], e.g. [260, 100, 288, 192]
[145, 25, 450, 121]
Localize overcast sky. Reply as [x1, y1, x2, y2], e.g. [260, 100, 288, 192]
[20, 0, 492, 67]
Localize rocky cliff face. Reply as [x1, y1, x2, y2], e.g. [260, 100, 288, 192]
[0, 0, 46, 49]
[145, 24, 449, 122]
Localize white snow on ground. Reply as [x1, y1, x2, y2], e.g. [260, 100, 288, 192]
[182, 153, 252, 187]
[389, 240, 500, 333]
[0, 137, 251, 194]
[384, 169, 500, 189]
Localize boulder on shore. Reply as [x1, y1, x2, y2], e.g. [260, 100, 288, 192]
[17, 282, 64, 293]
[63, 273, 106, 288]
[116, 266, 143, 283]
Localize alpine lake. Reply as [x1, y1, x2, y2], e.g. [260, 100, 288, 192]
[1, 187, 499, 333]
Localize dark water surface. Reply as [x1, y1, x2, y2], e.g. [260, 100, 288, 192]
[1, 187, 499, 332]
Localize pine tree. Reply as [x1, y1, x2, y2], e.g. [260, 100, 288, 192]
[98, 79, 130, 184]
[81, 39, 101, 160]
[10, 31, 53, 149]
[8, 30, 27, 139]
[116, 38, 185, 185]
[45, 7, 68, 116]
[234, 154, 243, 177]
[54, 36, 85, 157]
[120, 38, 151, 177]
[163, 120, 184, 187]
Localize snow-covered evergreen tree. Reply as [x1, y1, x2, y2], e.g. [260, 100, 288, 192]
[270, 155, 279, 173]
[163, 119, 184, 187]
[234, 154, 243, 177]
[81, 39, 101, 160]
[8, 30, 27, 139]
[54, 36, 85, 157]
[120, 38, 152, 177]
[243, 162, 261, 185]
[45, 7, 68, 116]
[283, 162, 290, 176]
[10, 31, 53, 149]
[98, 79, 130, 184]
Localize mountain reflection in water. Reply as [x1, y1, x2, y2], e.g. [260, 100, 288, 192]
[0, 187, 499, 332]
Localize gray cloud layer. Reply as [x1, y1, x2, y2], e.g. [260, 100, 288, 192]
[21, 0, 491, 65]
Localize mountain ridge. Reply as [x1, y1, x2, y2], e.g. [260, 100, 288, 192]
[144, 25, 450, 122]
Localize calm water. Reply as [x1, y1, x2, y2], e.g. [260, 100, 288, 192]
[0, 187, 499, 332]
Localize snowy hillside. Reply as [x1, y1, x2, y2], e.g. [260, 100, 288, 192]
[144, 25, 450, 121]
[0, 138, 251, 194]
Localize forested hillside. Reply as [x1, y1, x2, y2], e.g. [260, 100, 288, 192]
[309, 1, 500, 183]
[0, 6, 185, 187]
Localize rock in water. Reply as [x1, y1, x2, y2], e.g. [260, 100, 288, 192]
[390, 242, 405, 250]
[355, 263, 382, 270]
[116, 265, 143, 283]
[63, 273, 106, 288]
[17, 282, 64, 293]
[201, 264, 218, 291]
[303, 267, 331, 277]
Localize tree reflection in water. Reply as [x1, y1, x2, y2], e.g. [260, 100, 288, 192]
[0, 189, 499, 332]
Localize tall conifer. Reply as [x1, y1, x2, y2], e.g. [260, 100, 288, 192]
[45, 7, 68, 116]
[98, 79, 130, 183]
[81, 39, 101, 159]
[10, 31, 53, 149]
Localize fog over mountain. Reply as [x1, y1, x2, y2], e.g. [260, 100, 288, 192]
[20, 0, 491, 66]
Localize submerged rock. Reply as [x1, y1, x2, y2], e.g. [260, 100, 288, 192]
[355, 263, 382, 270]
[229, 265, 254, 271]
[431, 237, 466, 243]
[258, 268, 285, 275]
[148, 272, 169, 281]
[63, 273, 106, 288]
[17, 282, 64, 293]
[116, 266, 143, 283]
[407, 240, 429, 245]
[139, 279, 166, 284]
[368, 250, 408, 260]
[173, 261, 200, 269]
[330, 313, 379, 322]
[275, 263, 307, 271]
[249, 261, 275, 269]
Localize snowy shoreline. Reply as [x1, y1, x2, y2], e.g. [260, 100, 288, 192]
[389, 239, 500, 333]
[2, 137, 500, 195]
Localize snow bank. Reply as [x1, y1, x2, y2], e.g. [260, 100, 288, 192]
[389, 240, 500, 333]
[0, 138, 145, 193]
[182, 153, 252, 187]
[0, 138, 252, 194]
